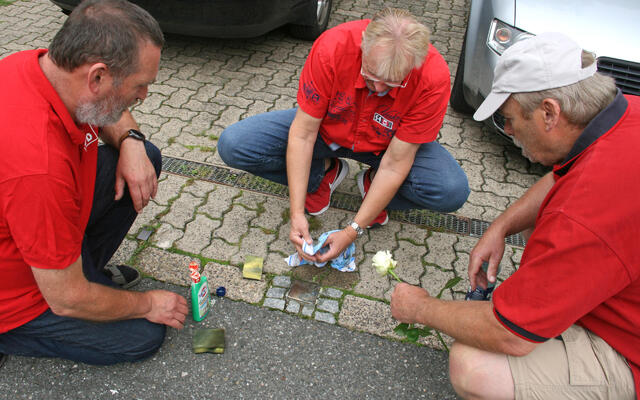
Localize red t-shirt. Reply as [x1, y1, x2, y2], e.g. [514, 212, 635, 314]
[493, 93, 640, 397]
[297, 19, 450, 153]
[0, 49, 98, 333]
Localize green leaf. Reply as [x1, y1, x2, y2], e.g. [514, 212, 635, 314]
[436, 276, 462, 299]
[418, 327, 433, 336]
[394, 323, 409, 336]
[406, 329, 420, 342]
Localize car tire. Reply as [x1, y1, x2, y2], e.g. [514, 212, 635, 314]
[450, 38, 474, 114]
[289, 0, 332, 41]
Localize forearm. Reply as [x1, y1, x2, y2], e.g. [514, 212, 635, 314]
[489, 172, 555, 237]
[354, 165, 404, 227]
[415, 297, 533, 356]
[286, 110, 320, 217]
[99, 110, 139, 149]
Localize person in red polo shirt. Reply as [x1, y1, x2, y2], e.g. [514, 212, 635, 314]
[0, 0, 187, 367]
[391, 33, 639, 399]
[218, 7, 469, 264]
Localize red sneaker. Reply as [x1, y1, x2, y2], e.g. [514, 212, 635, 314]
[305, 158, 349, 216]
[356, 168, 389, 228]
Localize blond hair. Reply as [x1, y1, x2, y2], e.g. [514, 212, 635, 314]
[512, 51, 617, 127]
[361, 8, 431, 82]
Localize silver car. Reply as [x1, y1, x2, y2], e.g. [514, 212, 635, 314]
[451, 0, 640, 139]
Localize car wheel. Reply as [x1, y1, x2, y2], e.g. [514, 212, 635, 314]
[450, 38, 474, 114]
[289, 0, 332, 41]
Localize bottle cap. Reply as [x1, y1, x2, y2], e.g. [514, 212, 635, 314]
[189, 261, 201, 283]
[216, 286, 226, 297]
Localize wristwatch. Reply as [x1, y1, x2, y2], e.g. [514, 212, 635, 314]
[349, 221, 365, 237]
[118, 129, 146, 147]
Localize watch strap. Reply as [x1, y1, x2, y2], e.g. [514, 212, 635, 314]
[349, 221, 365, 237]
[118, 129, 146, 147]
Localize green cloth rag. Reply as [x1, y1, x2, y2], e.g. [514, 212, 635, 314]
[193, 328, 225, 354]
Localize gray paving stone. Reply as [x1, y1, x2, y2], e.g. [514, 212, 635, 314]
[392, 241, 426, 285]
[266, 287, 286, 299]
[285, 300, 301, 314]
[317, 298, 339, 314]
[161, 192, 204, 229]
[214, 205, 256, 244]
[321, 287, 343, 299]
[199, 185, 241, 219]
[153, 223, 185, 250]
[232, 227, 273, 265]
[314, 312, 336, 324]
[353, 252, 390, 299]
[175, 214, 220, 254]
[301, 304, 315, 317]
[272, 276, 291, 288]
[263, 298, 286, 310]
[424, 231, 458, 269]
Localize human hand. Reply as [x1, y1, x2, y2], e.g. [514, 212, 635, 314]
[289, 213, 316, 261]
[390, 283, 430, 324]
[115, 139, 158, 213]
[145, 290, 188, 329]
[314, 229, 354, 263]
[468, 226, 505, 291]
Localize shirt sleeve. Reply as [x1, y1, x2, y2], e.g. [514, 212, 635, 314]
[3, 175, 83, 269]
[492, 211, 631, 342]
[296, 38, 334, 119]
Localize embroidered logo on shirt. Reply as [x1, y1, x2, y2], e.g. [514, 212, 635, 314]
[302, 81, 321, 104]
[327, 91, 355, 125]
[84, 125, 99, 152]
[373, 113, 393, 130]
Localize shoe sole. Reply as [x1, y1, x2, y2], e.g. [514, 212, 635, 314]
[307, 159, 349, 216]
[356, 169, 389, 228]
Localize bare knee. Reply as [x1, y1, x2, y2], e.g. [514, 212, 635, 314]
[449, 341, 514, 400]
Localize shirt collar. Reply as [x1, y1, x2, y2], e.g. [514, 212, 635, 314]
[29, 49, 90, 146]
[554, 89, 627, 177]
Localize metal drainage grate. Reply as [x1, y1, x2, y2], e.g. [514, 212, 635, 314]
[162, 156, 526, 246]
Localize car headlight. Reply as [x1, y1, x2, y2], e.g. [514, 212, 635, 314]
[487, 19, 534, 55]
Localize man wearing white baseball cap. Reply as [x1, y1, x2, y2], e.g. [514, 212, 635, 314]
[391, 32, 639, 399]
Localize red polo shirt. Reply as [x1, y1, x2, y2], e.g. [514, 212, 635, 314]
[0, 49, 98, 333]
[493, 92, 640, 397]
[297, 19, 450, 152]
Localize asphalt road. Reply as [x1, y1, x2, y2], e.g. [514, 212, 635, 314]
[0, 280, 458, 400]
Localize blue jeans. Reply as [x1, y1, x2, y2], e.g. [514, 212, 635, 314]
[218, 108, 469, 212]
[0, 142, 166, 365]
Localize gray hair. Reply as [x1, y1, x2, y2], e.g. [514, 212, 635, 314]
[48, 0, 164, 80]
[512, 51, 617, 127]
[361, 7, 431, 82]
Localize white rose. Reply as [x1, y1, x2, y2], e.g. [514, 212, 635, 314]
[372, 250, 397, 277]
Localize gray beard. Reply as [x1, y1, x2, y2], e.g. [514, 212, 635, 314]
[512, 137, 534, 163]
[75, 93, 128, 127]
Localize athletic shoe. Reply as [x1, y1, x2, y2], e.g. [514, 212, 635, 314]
[356, 168, 389, 228]
[464, 286, 494, 301]
[305, 158, 349, 216]
[103, 264, 142, 289]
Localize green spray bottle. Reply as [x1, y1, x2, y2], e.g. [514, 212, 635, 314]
[189, 261, 210, 321]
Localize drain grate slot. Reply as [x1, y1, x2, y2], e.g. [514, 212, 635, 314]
[162, 156, 526, 247]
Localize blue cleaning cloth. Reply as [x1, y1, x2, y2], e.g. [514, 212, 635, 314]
[284, 230, 356, 272]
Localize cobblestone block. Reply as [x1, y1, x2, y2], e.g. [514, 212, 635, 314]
[286, 300, 301, 314]
[153, 223, 185, 250]
[176, 214, 220, 253]
[315, 312, 336, 324]
[424, 231, 457, 269]
[214, 205, 256, 244]
[317, 298, 339, 314]
[263, 298, 285, 310]
[161, 192, 204, 229]
[272, 276, 291, 288]
[321, 288, 343, 299]
[266, 287, 286, 299]
[301, 304, 314, 317]
[354, 252, 390, 299]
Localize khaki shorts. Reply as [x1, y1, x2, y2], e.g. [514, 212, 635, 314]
[508, 325, 635, 400]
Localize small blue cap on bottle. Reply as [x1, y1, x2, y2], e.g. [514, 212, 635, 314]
[216, 286, 226, 297]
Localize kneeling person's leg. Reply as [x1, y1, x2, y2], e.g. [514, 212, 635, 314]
[217, 108, 296, 186]
[0, 309, 166, 365]
[388, 142, 469, 212]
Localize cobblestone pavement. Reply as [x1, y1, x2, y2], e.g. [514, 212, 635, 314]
[1, 0, 547, 350]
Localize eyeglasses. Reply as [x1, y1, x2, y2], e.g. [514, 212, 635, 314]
[360, 66, 411, 88]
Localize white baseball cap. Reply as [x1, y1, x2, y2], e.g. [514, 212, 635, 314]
[473, 32, 597, 121]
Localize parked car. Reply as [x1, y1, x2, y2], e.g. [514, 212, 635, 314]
[451, 0, 640, 139]
[50, 0, 332, 41]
